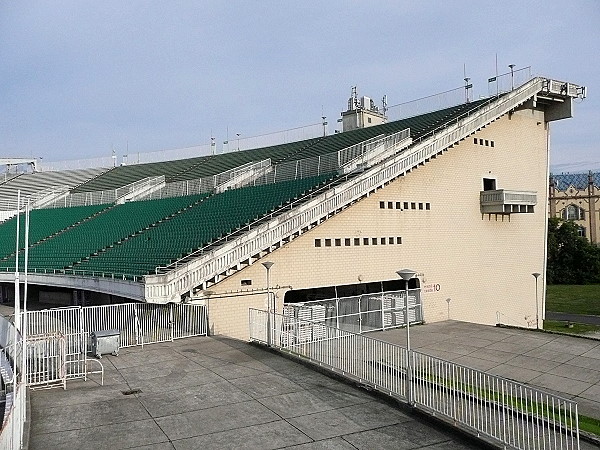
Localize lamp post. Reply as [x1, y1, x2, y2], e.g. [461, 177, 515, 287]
[396, 268, 417, 405]
[532, 272, 541, 329]
[262, 262, 274, 346]
[509, 64, 516, 91]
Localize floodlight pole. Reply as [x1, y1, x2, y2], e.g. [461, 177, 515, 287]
[22, 200, 30, 387]
[262, 262, 274, 346]
[397, 268, 417, 405]
[532, 272, 541, 329]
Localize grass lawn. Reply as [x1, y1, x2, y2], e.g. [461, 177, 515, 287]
[546, 284, 600, 315]
[543, 319, 600, 335]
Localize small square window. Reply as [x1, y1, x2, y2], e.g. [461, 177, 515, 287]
[397, 237, 402, 244]
[485, 140, 489, 146]
[403, 202, 409, 210]
[490, 141, 495, 147]
[479, 139, 484, 145]
[315, 239, 322, 247]
[483, 178, 496, 191]
[241, 279, 252, 286]
[372, 238, 377, 245]
[379, 201, 385, 209]
[388, 237, 394, 244]
[411, 202, 416, 209]
[354, 238, 360, 246]
[395, 202, 401, 209]
[473, 138, 477, 144]
[418, 203, 423, 210]
[335, 238, 341, 247]
[387, 201, 393, 209]
[381, 237, 386, 245]
[425, 203, 431, 210]
[325, 239, 332, 247]
[345, 238, 351, 246]
[368, 117, 372, 123]
[363, 237, 369, 245]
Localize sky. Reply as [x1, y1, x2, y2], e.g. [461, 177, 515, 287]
[0, 1, 598, 172]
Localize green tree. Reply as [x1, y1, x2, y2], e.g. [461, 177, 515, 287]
[547, 217, 600, 284]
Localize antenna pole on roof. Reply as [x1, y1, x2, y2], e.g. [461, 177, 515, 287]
[463, 64, 472, 103]
[382, 95, 388, 117]
[495, 53, 499, 97]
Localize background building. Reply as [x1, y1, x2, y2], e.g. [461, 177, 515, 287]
[549, 172, 600, 243]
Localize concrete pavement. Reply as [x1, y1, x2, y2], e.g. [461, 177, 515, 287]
[371, 320, 600, 420]
[28, 335, 481, 450]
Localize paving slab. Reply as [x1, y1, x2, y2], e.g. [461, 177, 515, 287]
[30, 418, 169, 450]
[29, 335, 478, 449]
[138, 380, 252, 417]
[341, 421, 479, 450]
[488, 363, 544, 383]
[172, 420, 312, 450]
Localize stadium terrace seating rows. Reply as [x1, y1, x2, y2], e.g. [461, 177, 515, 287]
[72, 100, 489, 194]
[73, 174, 334, 276]
[0, 174, 333, 276]
[1, 194, 209, 272]
[0, 204, 109, 259]
[0, 167, 108, 206]
[72, 138, 323, 193]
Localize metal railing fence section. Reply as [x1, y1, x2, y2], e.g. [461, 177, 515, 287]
[0, 381, 26, 450]
[0, 319, 24, 449]
[82, 303, 138, 347]
[23, 303, 207, 388]
[283, 289, 422, 335]
[249, 308, 580, 450]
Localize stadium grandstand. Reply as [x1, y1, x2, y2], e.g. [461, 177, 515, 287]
[0, 76, 586, 339]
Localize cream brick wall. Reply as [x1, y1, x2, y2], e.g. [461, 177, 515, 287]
[204, 107, 549, 340]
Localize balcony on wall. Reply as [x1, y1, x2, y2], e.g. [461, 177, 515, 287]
[480, 189, 537, 214]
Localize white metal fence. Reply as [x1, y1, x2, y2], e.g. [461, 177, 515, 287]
[283, 289, 422, 335]
[249, 308, 580, 450]
[0, 317, 25, 450]
[25, 302, 207, 385]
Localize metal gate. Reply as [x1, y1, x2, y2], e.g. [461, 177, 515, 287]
[26, 333, 66, 389]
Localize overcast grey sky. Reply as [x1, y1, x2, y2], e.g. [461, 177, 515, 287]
[0, 1, 598, 172]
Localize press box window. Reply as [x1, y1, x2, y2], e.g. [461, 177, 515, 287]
[241, 279, 252, 286]
[315, 239, 322, 247]
[354, 238, 360, 246]
[363, 237, 369, 245]
[379, 201, 385, 209]
[325, 239, 332, 247]
[403, 202, 409, 209]
[345, 238, 351, 246]
[335, 238, 341, 247]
